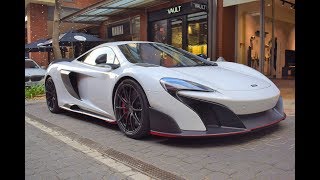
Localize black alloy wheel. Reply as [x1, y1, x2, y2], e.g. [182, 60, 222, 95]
[45, 77, 61, 113]
[114, 79, 150, 139]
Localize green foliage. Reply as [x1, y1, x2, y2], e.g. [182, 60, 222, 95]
[25, 84, 45, 99]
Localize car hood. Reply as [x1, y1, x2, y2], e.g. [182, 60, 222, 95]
[25, 68, 46, 76]
[170, 66, 271, 91]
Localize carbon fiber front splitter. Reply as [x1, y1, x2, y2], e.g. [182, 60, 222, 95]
[150, 109, 286, 138]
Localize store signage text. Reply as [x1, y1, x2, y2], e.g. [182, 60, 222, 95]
[111, 25, 123, 36]
[191, 2, 207, 11]
[167, 6, 181, 14]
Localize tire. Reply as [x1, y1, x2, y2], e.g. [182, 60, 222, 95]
[113, 79, 150, 139]
[45, 77, 62, 113]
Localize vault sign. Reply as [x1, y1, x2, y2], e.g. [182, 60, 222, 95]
[167, 5, 182, 14]
[191, 2, 207, 11]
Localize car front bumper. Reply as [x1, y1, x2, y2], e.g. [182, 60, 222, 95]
[149, 96, 286, 137]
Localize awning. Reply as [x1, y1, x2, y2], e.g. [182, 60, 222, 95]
[61, 0, 174, 24]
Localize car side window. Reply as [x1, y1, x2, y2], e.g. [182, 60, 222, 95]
[82, 47, 119, 66]
[105, 48, 119, 65]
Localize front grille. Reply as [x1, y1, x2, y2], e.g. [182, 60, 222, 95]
[30, 75, 44, 82]
[25, 76, 30, 82]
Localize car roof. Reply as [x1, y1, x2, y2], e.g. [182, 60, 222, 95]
[96, 41, 156, 48]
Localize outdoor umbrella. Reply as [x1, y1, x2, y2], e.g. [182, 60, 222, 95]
[41, 31, 104, 46]
[25, 38, 67, 52]
[25, 38, 68, 64]
[25, 39, 52, 52]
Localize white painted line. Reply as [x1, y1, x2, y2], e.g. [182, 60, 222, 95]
[25, 116, 153, 180]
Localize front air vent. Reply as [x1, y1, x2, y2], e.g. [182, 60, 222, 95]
[178, 95, 246, 129]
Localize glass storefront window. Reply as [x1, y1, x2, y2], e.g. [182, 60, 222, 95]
[151, 20, 168, 43]
[170, 18, 183, 49]
[149, 11, 208, 57]
[187, 12, 207, 56]
[235, 0, 295, 78]
[131, 16, 140, 40]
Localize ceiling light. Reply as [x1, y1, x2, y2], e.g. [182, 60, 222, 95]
[249, 12, 260, 16]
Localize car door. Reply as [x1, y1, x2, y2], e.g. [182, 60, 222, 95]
[73, 46, 120, 117]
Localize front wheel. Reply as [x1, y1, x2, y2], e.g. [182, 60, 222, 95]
[45, 77, 62, 113]
[113, 79, 150, 139]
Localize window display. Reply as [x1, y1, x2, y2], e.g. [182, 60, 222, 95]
[151, 20, 167, 43]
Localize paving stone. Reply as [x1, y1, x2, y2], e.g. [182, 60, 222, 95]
[274, 161, 295, 171]
[25, 123, 129, 179]
[205, 162, 227, 172]
[128, 173, 151, 180]
[204, 171, 229, 180]
[186, 168, 213, 180]
[26, 97, 295, 179]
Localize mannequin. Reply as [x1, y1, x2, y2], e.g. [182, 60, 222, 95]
[273, 37, 278, 71]
[247, 35, 255, 67]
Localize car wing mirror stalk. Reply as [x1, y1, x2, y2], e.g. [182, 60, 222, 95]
[96, 63, 120, 70]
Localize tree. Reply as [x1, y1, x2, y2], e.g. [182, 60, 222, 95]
[52, 0, 62, 59]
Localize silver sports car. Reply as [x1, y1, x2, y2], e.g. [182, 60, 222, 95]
[45, 41, 286, 139]
[25, 58, 46, 87]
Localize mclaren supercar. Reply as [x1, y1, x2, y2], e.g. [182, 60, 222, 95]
[45, 41, 286, 139]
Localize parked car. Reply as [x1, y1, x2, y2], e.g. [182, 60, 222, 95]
[44, 41, 286, 139]
[25, 58, 46, 87]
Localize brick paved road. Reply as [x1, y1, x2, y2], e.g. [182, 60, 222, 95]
[25, 121, 128, 180]
[26, 100, 295, 180]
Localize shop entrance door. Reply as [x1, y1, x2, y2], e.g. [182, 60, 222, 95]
[168, 16, 187, 50]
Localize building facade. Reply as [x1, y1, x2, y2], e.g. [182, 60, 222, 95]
[25, 0, 295, 78]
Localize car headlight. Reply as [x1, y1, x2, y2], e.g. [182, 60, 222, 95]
[160, 77, 215, 92]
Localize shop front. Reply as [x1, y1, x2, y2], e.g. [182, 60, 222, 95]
[231, 0, 295, 79]
[148, 1, 208, 57]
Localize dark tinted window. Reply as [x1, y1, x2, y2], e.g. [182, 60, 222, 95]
[25, 60, 39, 68]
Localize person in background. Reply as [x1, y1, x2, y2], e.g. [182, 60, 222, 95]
[153, 23, 166, 43]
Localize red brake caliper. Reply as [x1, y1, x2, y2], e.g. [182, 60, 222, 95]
[122, 101, 129, 119]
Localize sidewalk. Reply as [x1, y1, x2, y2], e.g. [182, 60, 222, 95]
[25, 120, 128, 180]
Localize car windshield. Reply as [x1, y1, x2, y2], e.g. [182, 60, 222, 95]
[118, 43, 212, 67]
[25, 60, 39, 69]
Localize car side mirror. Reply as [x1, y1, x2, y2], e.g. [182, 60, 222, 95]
[95, 54, 107, 64]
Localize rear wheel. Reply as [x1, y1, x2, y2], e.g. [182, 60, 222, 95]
[45, 77, 61, 113]
[114, 79, 150, 139]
